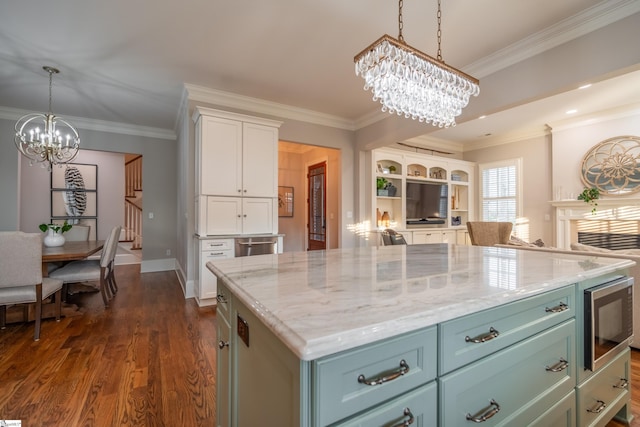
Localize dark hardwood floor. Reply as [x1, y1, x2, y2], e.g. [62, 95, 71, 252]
[1, 264, 640, 426]
[0, 264, 217, 426]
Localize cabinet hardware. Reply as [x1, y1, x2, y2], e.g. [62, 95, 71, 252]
[466, 399, 500, 423]
[545, 358, 568, 372]
[216, 294, 227, 304]
[390, 407, 414, 427]
[545, 302, 568, 313]
[209, 252, 225, 256]
[614, 378, 629, 389]
[218, 340, 229, 349]
[211, 243, 224, 247]
[357, 359, 409, 386]
[465, 327, 499, 343]
[586, 400, 606, 414]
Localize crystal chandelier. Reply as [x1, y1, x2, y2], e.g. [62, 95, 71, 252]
[14, 66, 80, 170]
[354, 0, 479, 128]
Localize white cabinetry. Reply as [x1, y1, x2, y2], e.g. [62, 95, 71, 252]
[199, 196, 275, 235]
[194, 107, 282, 236]
[371, 148, 475, 244]
[197, 238, 234, 305]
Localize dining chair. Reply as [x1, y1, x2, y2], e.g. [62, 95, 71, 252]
[466, 221, 513, 246]
[381, 228, 407, 245]
[64, 224, 91, 241]
[49, 226, 122, 307]
[0, 231, 63, 341]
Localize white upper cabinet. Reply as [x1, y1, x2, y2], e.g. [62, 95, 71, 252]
[194, 107, 282, 198]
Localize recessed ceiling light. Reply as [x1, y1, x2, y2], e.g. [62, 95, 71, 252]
[579, 84, 592, 90]
[566, 109, 578, 114]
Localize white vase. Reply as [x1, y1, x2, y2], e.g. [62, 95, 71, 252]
[44, 228, 65, 247]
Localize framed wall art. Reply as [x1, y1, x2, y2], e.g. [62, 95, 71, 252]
[50, 163, 98, 239]
[278, 186, 294, 217]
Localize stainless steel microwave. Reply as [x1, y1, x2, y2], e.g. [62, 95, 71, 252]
[584, 276, 634, 371]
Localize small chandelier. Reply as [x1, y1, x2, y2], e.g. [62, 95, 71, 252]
[354, 0, 479, 128]
[14, 66, 80, 170]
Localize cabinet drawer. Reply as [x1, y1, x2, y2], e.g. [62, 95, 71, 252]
[202, 239, 234, 251]
[313, 327, 437, 427]
[439, 285, 574, 374]
[440, 320, 575, 427]
[334, 381, 437, 427]
[577, 348, 631, 427]
[529, 390, 575, 427]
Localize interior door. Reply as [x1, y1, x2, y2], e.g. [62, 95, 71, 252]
[307, 162, 326, 251]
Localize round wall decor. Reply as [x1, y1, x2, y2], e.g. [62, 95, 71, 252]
[581, 135, 640, 195]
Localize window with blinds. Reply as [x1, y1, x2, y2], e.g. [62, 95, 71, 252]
[479, 159, 521, 223]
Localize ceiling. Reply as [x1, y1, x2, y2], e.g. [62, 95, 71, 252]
[1, 0, 639, 148]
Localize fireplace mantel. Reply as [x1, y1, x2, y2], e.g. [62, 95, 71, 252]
[552, 198, 640, 249]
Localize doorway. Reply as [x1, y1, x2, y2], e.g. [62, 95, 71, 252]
[307, 161, 326, 251]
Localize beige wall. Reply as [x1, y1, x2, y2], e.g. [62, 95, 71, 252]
[552, 112, 640, 201]
[464, 133, 554, 245]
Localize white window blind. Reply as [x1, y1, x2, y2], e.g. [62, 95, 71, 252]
[479, 160, 520, 223]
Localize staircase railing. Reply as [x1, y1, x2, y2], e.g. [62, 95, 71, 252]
[124, 199, 143, 249]
[124, 155, 142, 249]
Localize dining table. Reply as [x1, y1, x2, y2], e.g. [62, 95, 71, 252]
[42, 239, 105, 276]
[6, 240, 105, 324]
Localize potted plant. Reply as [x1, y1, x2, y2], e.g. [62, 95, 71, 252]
[39, 221, 73, 247]
[577, 187, 600, 214]
[377, 177, 389, 196]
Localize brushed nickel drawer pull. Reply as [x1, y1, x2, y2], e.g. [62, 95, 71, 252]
[466, 399, 500, 423]
[391, 408, 414, 427]
[357, 359, 409, 386]
[545, 302, 568, 313]
[465, 327, 499, 343]
[218, 340, 229, 349]
[614, 378, 629, 389]
[587, 400, 606, 414]
[216, 294, 227, 304]
[545, 358, 569, 372]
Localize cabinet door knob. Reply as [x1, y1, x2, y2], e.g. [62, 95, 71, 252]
[216, 294, 227, 304]
[243, 189, 247, 193]
[243, 214, 247, 218]
[237, 215, 241, 218]
[237, 189, 242, 193]
[218, 340, 229, 349]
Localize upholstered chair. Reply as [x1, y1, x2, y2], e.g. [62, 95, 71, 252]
[466, 221, 514, 246]
[0, 231, 63, 340]
[49, 226, 121, 307]
[64, 224, 91, 241]
[381, 228, 407, 245]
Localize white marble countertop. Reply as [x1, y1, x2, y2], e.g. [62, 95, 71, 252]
[207, 244, 634, 361]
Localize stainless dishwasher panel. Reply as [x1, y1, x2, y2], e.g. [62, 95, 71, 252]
[235, 237, 278, 257]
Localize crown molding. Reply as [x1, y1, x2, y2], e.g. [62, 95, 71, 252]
[547, 102, 640, 133]
[184, 84, 356, 131]
[464, 0, 640, 78]
[0, 106, 176, 140]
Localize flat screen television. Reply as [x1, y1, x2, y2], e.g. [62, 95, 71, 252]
[406, 181, 448, 225]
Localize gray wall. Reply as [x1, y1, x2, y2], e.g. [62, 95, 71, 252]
[0, 116, 177, 271]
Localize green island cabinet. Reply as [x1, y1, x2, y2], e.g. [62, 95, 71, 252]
[214, 263, 632, 427]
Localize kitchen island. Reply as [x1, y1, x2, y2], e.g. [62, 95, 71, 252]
[208, 243, 635, 426]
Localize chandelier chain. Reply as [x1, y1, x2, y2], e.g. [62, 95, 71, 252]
[398, 0, 404, 42]
[48, 69, 54, 113]
[437, 0, 442, 61]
